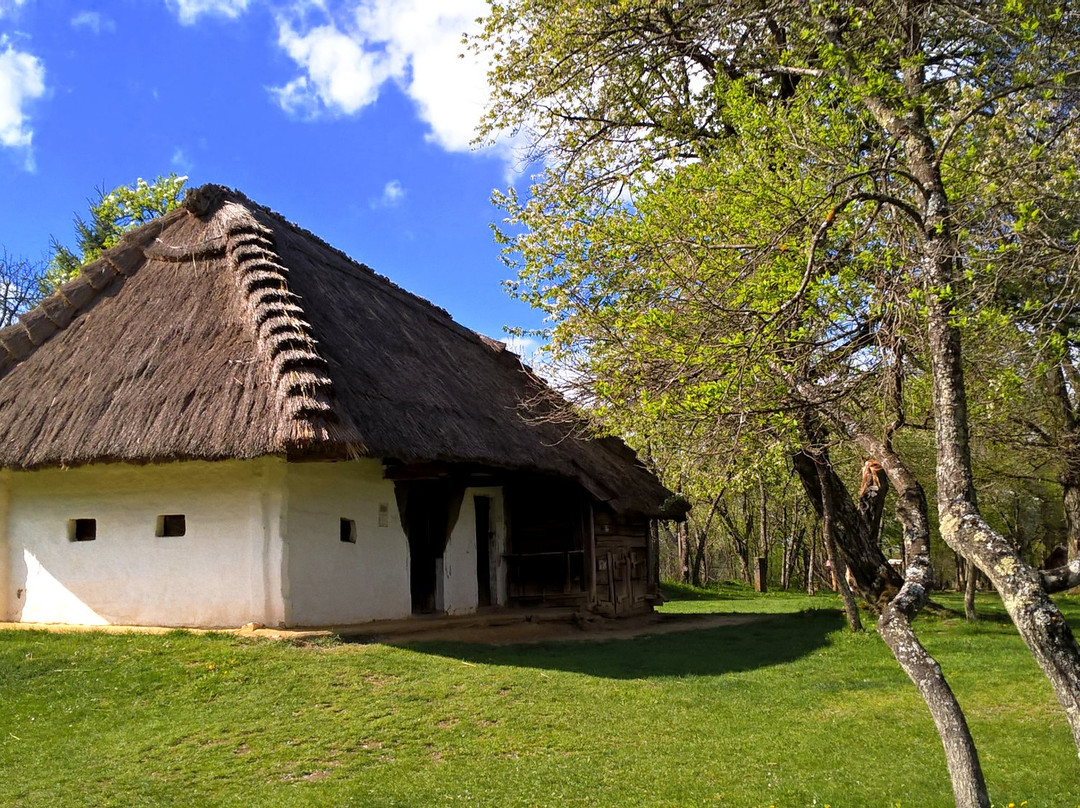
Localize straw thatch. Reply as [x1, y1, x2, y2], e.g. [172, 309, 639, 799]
[0, 185, 680, 517]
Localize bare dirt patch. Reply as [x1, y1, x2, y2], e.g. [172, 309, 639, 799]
[2, 610, 769, 647]
[351, 611, 767, 646]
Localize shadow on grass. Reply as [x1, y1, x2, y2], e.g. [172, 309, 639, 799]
[400, 610, 845, 680]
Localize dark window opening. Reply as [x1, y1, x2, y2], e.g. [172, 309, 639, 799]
[69, 518, 97, 542]
[156, 514, 186, 537]
[340, 518, 356, 543]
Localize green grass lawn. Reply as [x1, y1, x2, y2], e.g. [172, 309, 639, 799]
[1, 587, 1077, 807]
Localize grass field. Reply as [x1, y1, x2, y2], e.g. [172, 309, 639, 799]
[1, 586, 1077, 807]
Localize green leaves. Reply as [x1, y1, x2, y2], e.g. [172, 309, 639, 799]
[479, 0, 1080, 531]
[41, 173, 188, 295]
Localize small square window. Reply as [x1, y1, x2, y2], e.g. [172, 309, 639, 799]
[378, 503, 389, 528]
[340, 518, 356, 543]
[156, 514, 186, 537]
[68, 518, 97, 542]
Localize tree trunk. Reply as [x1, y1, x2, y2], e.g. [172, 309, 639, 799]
[964, 563, 977, 622]
[849, 38, 1080, 755]
[1046, 359, 1080, 562]
[782, 525, 803, 591]
[677, 521, 691, 584]
[691, 527, 708, 587]
[1065, 482, 1080, 563]
[687, 490, 726, 588]
[758, 478, 769, 568]
[781, 537, 792, 590]
[717, 498, 753, 584]
[868, 452, 988, 802]
[791, 403, 990, 805]
[792, 449, 903, 609]
[917, 151, 1080, 756]
[793, 449, 864, 631]
[859, 438, 988, 807]
[823, 498, 863, 632]
[878, 592, 988, 808]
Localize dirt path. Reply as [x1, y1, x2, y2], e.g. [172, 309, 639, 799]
[333, 611, 769, 646]
[1, 610, 770, 646]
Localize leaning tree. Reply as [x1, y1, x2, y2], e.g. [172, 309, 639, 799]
[476, 2, 1080, 803]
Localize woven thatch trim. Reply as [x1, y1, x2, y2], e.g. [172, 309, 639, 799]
[57, 277, 96, 310]
[0, 324, 34, 361]
[143, 234, 228, 262]
[104, 242, 143, 276]
[39, 294, 75, 329]
[217, 201, 339, 445]
[19, 308, 56, 347]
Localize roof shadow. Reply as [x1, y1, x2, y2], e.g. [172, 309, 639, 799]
[398, 610, 844, 680]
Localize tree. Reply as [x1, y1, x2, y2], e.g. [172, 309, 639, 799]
[0, 251, 43, 327]
[42, 174, 188, 294]
[477, 1, 1080, 802]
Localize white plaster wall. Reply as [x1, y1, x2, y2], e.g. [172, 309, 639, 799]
[283, 459, 411, 626]
[0, 471, 10, 622]
[4, 458, 286, 627]
[443, 487, 506, 614]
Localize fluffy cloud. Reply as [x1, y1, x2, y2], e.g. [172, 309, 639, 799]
[371, 179, 405, 208]
[0, 1, 29, 20]
[275, 22, 392, 115]
[169, 0, 250, 25]
[171, 146, 194, 173]
[71, 11, 116, 34]
[273, 0, 499, 154]
[0, 39, 45, 167]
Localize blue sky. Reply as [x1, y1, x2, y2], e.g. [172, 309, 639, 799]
[0, 0, 543, 350]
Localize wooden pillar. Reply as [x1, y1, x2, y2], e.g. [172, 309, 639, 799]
[587, 501, 597, 605]
[754, 556, 767, 593]
[647, 519, 659, 596]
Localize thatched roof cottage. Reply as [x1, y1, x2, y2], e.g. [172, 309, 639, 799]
[0, 185, 681, 628]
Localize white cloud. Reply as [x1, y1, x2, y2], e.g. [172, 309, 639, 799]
[71, 11, 116, 34]
[371, 179, 405, 208]
[0, 1, 29, 20]
[504, 334, 543, 363]
[171, 146, 193, 173]
[275, 21, 391, 115]
[272, 0, 511, 157]
[351, 0, 488, 152]
[169, 0, 249, 25]
[269, 76, 319, 118]
[0, 39, 45, 169]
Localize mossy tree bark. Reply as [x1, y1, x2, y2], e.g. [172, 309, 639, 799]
[793, 440, 989, 807]
[1047, 359, 1080, 562]
[821, 0, 1080, 759]
[900, 96, 1080, 760]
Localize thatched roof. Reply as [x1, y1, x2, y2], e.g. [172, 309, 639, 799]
[0, 185, 681, 517]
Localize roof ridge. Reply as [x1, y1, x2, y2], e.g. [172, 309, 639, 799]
[189, 184, 505, 361]
[214, 199, 344, 448]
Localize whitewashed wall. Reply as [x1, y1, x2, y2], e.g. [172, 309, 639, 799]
[283, 459, 411, 625]
[442, 487, 506, 614]
[0, 459, 508, 628]
[0, 473, 10, 624]
[1, 458, 286, 627]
